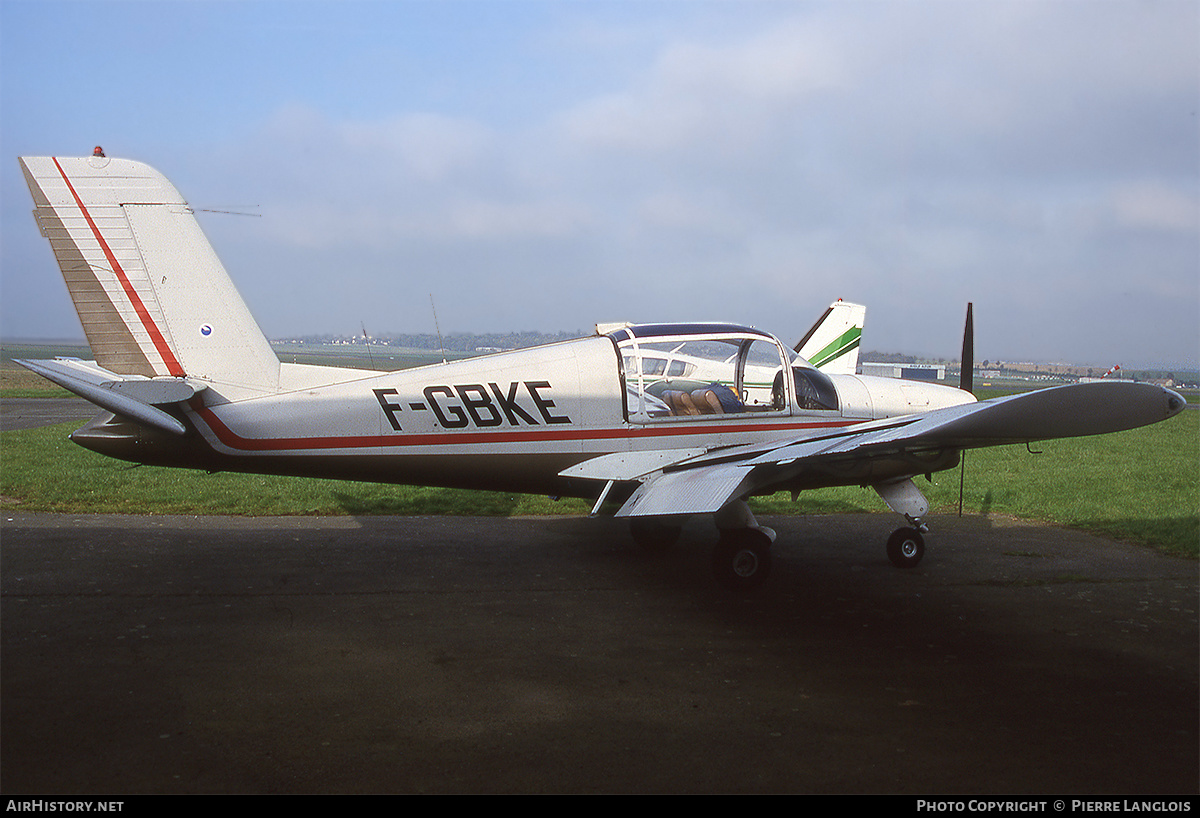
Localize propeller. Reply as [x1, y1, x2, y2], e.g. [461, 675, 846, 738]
[958, 302, 974, 516]
[960, 302, 974, 395]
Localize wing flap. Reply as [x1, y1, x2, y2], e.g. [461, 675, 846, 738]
[615, 464, 753, 517]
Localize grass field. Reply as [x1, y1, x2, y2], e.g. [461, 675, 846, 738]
[2, 409, 1196, 558]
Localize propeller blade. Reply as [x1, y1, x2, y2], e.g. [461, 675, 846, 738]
[960, 302, 974, 395]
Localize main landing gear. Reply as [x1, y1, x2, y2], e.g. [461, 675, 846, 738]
[712, 528, 773, 592]
[707, 496, 933, 588]
[628, 502, 777, 592]
[711, 500, 776, 592]
[630, 479, 935, 592]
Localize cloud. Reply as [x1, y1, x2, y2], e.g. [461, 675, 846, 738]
[560, 18, 844, 160]
[3, 1, 1196, 367]
[339, 112, 490, 183]
[218, 1, 1198, 365]
[207, 105, 593, 250]
[1110, 183, 1200, 234]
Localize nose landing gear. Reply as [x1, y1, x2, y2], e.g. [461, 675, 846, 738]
[886, 526, 925, 569]
[875, 477, 931, 570]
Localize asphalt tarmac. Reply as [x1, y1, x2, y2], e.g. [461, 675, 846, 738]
[0, 397, 96, 431]
[1, 510, 1196, 794]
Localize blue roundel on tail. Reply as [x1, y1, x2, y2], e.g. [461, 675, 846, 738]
[199, 324, 213, 336]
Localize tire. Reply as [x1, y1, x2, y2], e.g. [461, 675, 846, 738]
[887, 527, 925, 569]
[712, 531, 772, 592]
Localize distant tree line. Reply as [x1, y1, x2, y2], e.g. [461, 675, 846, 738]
[290, 330, 588, 352]
[390, 331, 587, 352]
[862, 350, 920, 364]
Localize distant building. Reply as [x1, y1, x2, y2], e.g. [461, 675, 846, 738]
[861, 362, 947, 381]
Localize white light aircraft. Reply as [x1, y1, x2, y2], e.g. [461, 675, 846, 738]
[15, 154, 1186, 590]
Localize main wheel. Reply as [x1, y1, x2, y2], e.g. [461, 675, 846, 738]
[712, 530, 772, 592]
[629, 518, 682, 552]
[886, 527, 925, 569]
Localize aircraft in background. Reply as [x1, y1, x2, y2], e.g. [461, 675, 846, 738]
[15, 154, 1186, 590]
[795, 299, 864, 375]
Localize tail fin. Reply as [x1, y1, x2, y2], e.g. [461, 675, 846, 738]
[795, 300, 865, 375]
[19, 155, 279, 392]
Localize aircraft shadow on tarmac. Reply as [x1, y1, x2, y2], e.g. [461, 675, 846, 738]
[1, 511, 1195, 793]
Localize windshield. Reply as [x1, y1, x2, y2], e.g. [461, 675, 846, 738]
[614, 328, 788, 420]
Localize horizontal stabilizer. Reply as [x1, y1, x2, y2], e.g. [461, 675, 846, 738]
[15, 358, 205, 436]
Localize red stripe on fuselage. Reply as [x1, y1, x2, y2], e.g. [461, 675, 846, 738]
[52, 158, 186, 377]
[190, 401, 860, 453]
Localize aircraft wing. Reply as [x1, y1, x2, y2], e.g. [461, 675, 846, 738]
[568, 381, 1186, 518]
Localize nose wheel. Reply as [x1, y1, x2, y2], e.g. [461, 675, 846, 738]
[874, 479, 930, 569]
[886, 526, 925, 569]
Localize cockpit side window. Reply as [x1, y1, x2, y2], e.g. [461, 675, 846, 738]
[643, 357, 667, 376]
[617, 331, 789, 421]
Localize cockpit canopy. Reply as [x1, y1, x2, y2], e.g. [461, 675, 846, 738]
[601, 322, 839, 420]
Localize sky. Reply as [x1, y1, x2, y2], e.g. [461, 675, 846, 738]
[1, 0, 1197, 369]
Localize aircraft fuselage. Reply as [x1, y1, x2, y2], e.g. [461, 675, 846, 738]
[70, 328, 973, 500]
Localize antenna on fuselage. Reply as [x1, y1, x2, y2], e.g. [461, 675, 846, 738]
[361, 322, 376, 369]
[430, 294, 447, 364]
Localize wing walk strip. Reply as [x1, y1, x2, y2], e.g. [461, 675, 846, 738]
[52, 157, 186, 378]
[190, 404, 862, 453]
